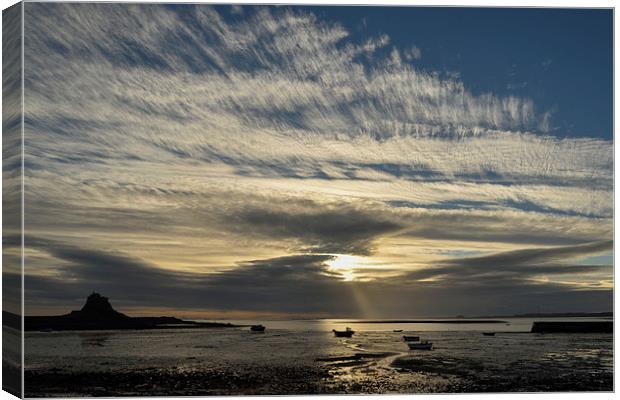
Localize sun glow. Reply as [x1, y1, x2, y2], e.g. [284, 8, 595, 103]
[327, 254, 362, 281]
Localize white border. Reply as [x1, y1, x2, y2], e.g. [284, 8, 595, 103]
[0, 1, 616, 400]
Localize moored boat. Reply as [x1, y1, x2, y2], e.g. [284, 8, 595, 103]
[333, 327, 355, 337]
[250, 324, 266, 332]
[403, 335, 420, 342]
[482, 332, 495, 336]
[407, 341, 433, 350]
[393, 329, 403, 332]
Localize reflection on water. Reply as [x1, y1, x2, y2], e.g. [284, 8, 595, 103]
[79, 332, 113, 348]
[205, 316, 610, 333]
[24, 318, 613, 395]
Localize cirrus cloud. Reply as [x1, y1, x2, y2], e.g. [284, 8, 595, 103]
[16, 3, 613, 316]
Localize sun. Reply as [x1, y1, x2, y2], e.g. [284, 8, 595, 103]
[327, 254, 361, 281]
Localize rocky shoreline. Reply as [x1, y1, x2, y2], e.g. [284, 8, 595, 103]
[390, 354, 613, 392]
[25, 366, 332, 397]
[25, 349, 613, 396]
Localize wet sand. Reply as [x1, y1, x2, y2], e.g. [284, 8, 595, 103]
[25, 352, 611, 396]
[24, 328, 613, 396]
[25, 365, 331, 396]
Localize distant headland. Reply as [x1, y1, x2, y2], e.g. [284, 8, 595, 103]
[16, 292, 238, 331]
[471, 311, 613, 319]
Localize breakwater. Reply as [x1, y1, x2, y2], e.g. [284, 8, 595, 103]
[531, 321, 612, 333]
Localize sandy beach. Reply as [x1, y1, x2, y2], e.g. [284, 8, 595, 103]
[24, 321, 613, 396]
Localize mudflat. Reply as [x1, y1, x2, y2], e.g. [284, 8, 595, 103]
[25, 328, 612, 396]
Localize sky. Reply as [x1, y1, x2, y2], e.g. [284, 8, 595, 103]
[8, 3, 613, 318]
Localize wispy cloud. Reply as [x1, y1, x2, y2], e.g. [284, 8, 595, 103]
[18, 236, 612, 317]
[400, 240, 613, 286]
[17, 3, 613, 316]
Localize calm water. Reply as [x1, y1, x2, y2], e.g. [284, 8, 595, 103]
[24, 318, 613, 395]
[205, 317, 609, 332]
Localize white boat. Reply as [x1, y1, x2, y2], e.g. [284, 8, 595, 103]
[407, 341, 433, 350]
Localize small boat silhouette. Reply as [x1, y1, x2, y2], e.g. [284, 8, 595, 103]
[403, 335, 420, 342]
[408, 341, 433, 350]
[393, 329, 403, 332]
[333, 327, 355, 337]
[482, 332, 495, 336]
[250, 324, 265, 332]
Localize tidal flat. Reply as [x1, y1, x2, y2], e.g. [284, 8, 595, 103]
[24, 323, 613, 396]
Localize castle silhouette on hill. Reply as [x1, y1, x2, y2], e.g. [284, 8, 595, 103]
[68, 292, 129, 320]
[23, 292, 235, 331]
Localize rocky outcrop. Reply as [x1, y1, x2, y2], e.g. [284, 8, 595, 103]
[24, 293, 236, 331]
[68, 292, 129, 320]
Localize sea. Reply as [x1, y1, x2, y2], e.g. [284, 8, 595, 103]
[22, 317, 613, 396]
